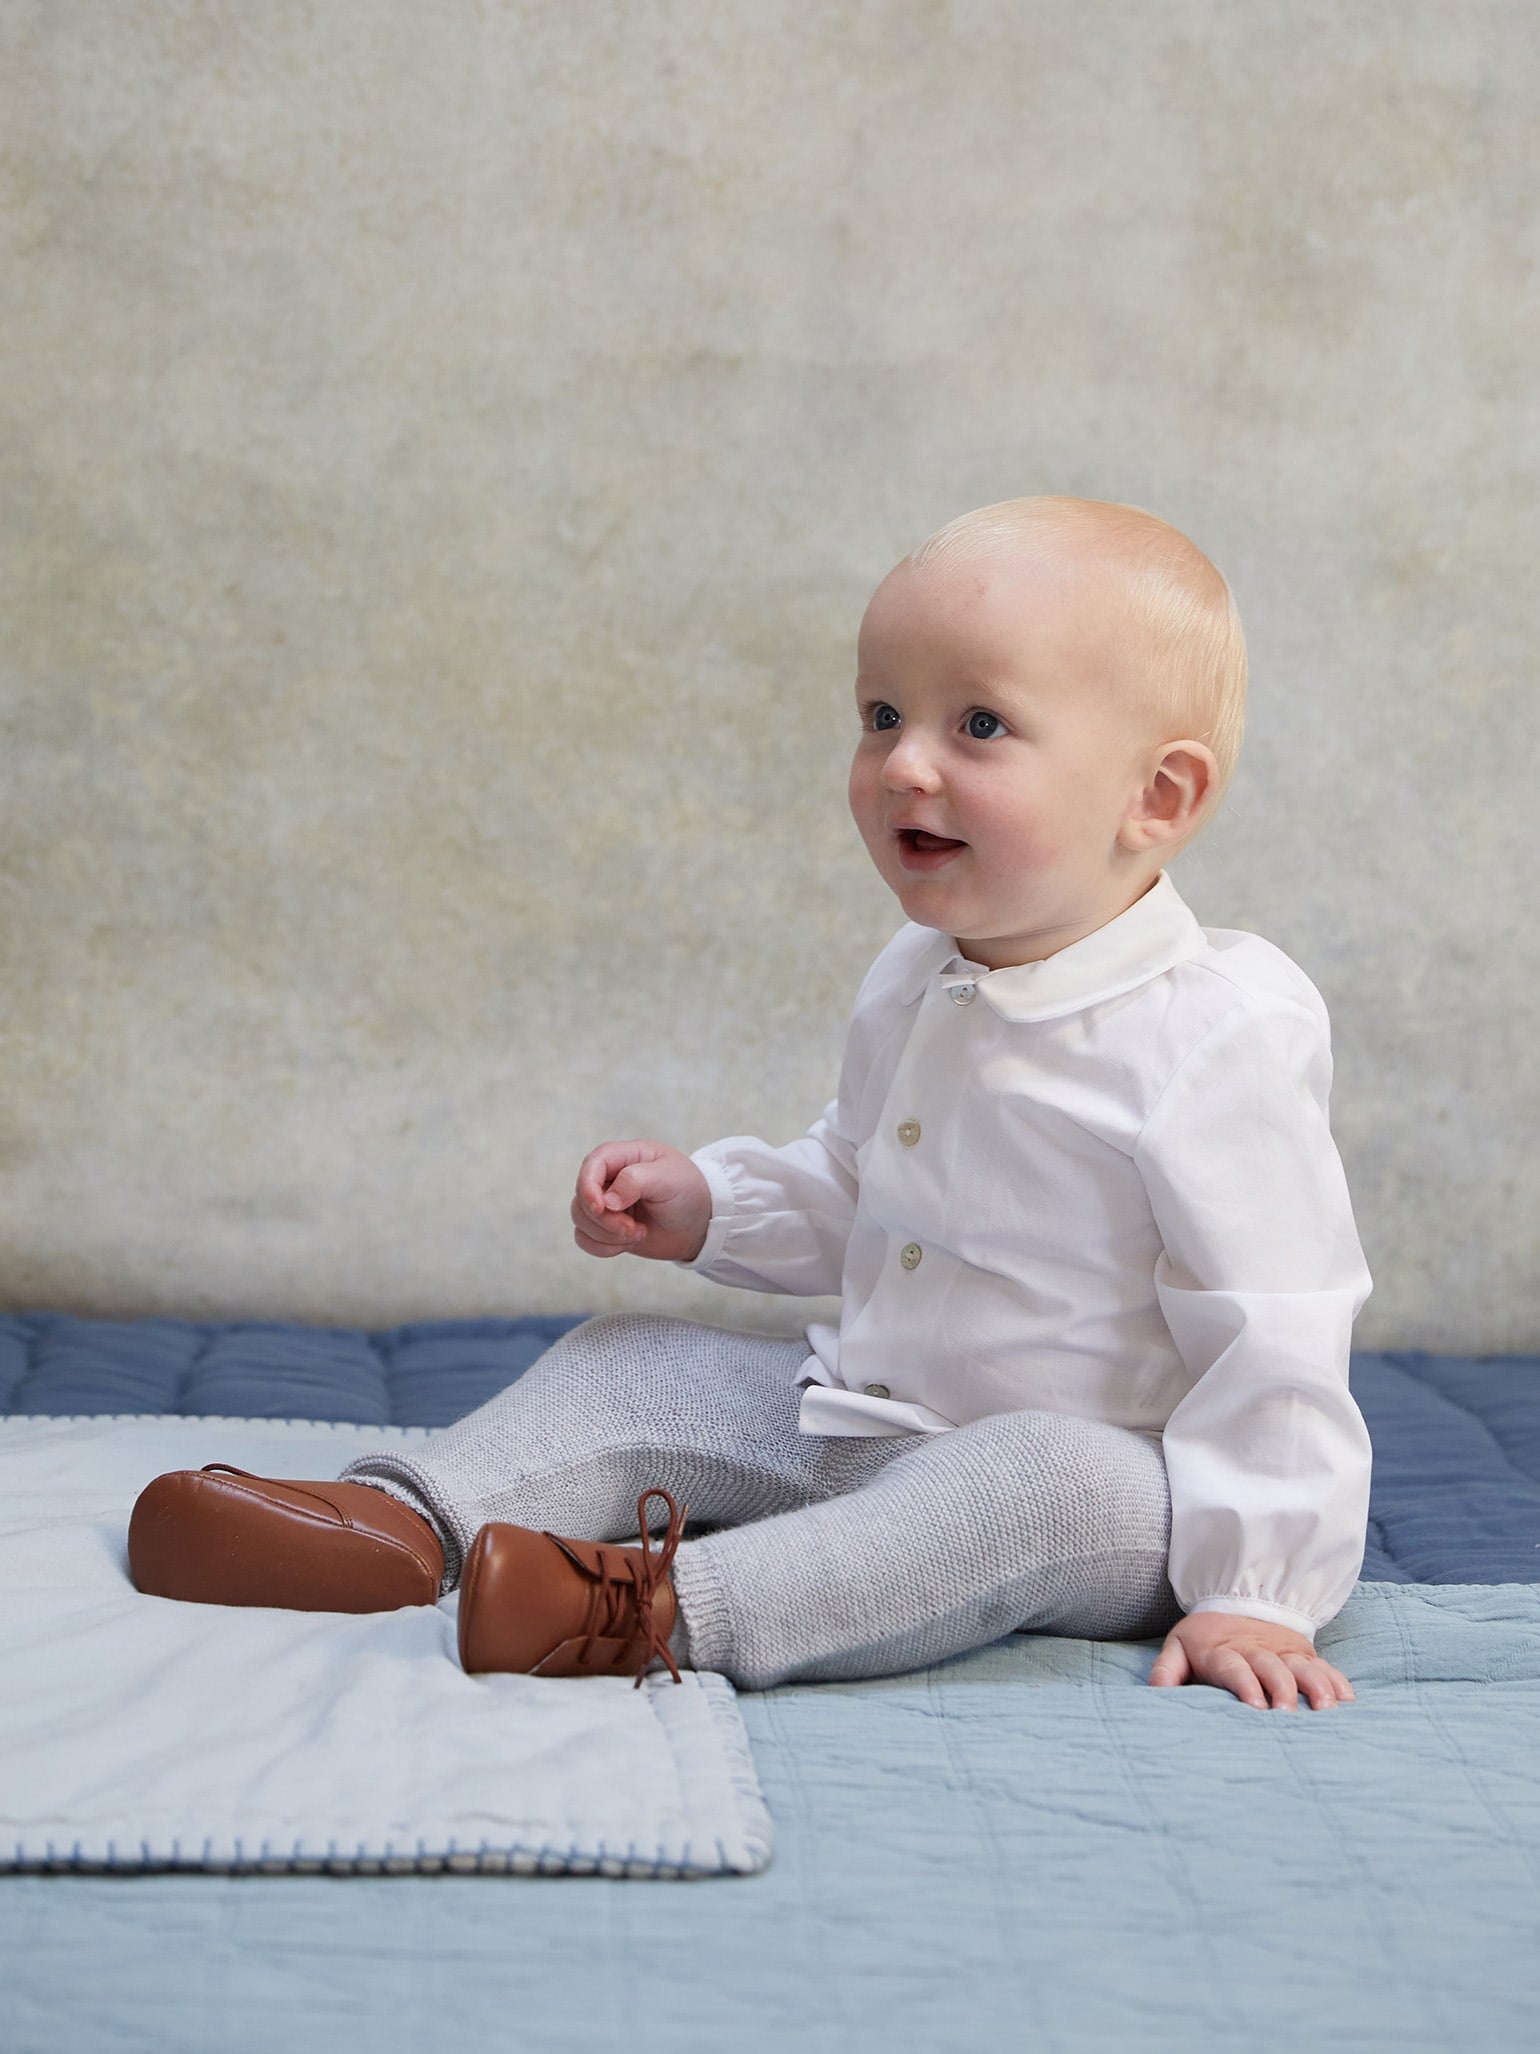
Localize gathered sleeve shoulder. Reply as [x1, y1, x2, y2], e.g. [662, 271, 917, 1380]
[1133, 984, 1374, 1637]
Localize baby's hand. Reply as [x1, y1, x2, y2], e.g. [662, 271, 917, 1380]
[571, 1139, 712, 1264]
[1148, 1611, 1356, 1711]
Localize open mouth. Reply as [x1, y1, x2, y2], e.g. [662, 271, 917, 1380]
[895, 827, 967, 871]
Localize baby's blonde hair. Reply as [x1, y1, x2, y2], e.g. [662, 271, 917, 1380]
[907, 496, 1248, 808]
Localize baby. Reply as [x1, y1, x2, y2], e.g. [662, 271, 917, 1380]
[130, 495, 1372, 1713]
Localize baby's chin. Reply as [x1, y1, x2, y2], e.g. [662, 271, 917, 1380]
[885, 870, 984, 933]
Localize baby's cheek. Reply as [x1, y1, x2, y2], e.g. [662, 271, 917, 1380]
[847, 753, 882, 826]
[983, 818, 1053, 875]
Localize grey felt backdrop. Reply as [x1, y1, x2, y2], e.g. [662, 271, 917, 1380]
[2, 2, 1534, 1347]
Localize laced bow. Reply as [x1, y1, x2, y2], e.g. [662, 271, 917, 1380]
[549, 1487, 688, 1688]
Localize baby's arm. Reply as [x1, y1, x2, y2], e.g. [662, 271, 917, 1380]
[1134, 994, 1374, 1711]
[571, 1139, 712, 1264]
[570, 1113, 860, 1293]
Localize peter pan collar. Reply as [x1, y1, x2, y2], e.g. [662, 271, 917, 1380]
[897, 871, 1209, 1023]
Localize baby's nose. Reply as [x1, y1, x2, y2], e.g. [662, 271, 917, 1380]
[881, 733, 941, 789]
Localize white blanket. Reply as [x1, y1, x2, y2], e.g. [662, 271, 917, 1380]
[0, 1415, 773, 1877]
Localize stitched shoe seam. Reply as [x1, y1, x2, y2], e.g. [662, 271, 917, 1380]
[198, 1478, 442, 1584]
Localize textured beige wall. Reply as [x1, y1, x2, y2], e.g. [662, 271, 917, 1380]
[1, 2, 1534, 1347]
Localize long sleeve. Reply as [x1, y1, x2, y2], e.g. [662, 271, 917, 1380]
[1133, 995, 1374, 1636]
[679, 1100, 861, 1297]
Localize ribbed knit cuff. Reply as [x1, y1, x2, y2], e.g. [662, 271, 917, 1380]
[669, 1537, 737, 1678]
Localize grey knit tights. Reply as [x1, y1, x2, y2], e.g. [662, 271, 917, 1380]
[340, 1313, 1183, 1690]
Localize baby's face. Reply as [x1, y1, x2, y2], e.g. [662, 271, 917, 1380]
[848, 549, 1164, 968]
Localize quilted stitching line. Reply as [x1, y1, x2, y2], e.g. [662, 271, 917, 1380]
[1382, 1352, 1540, 1491]
[1093, 1660, 1255, 2037]
[923, 1656, 1022, 1996]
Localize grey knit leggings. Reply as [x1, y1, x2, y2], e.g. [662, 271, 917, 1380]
[341, 1314, 1182, 1690]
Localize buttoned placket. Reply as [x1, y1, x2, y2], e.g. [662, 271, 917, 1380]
[854, 966, 988, 1403]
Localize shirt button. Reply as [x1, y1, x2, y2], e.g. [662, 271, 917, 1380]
[900, 1243, 923, 1271]
[897, 1119, 921, 1147]
[949, 983, 976, 1006]
[863, 1382, 891, 1400]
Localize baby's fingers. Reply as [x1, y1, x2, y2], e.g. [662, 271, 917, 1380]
[1147, 1635, 1191, 1688]
[1222, 1649, 1343, 1712]
[1314, 1656, 1355, 1702]
[1285, 1652, 1355, 1709]
[575, 1145, 627, 1219]
[569, 1194, 640, 1246]
[573, 1225, 628, 1258]
[1210, 1647, 1272, 1710]
[605, 1165, 649, 1212]
[1251, 1650, 1309, 1710]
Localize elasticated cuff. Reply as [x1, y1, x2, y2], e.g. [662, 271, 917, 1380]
[672, 1153, 738, 1274]
[1183, 1595, 1322, 1638]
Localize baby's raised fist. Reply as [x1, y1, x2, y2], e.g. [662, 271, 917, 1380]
[572, 1139, 712, 1264]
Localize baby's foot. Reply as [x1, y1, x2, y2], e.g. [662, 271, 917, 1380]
[128, 1464, 444, 1611]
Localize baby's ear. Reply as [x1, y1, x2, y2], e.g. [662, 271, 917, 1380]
[1120, 741, 1217, 852]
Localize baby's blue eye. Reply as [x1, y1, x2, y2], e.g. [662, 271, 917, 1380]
[870, 703, 901, 731]
[966, 709, 1006, 740]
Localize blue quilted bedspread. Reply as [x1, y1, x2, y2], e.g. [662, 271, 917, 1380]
[2, 1313, 1536, 1585]
[2, 1312, 1538, 2053]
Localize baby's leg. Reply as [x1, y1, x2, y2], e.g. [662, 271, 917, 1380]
[669, 1408, 1183, 1689]
[341, 1313, 900, 1587]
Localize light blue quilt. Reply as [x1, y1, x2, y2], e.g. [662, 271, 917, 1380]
[2, 1328, 1537, 2051]
[3, 1579, 1537, 2053]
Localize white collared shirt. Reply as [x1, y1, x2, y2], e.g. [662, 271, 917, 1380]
[683, 872, 1374, 1636]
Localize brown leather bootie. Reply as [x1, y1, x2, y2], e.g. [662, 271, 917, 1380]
[128, 1464, 445, 1612]
[457, 1487, 686, 1685]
